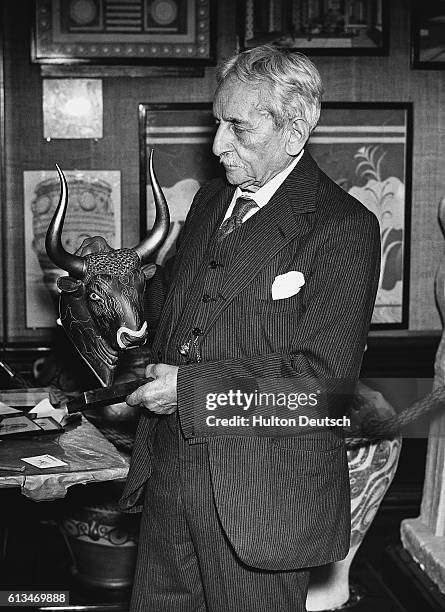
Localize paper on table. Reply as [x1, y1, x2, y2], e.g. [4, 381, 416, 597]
[21, 454, 68, 469]
[0, 401, 22, 415]
[29, 398, 65, 423]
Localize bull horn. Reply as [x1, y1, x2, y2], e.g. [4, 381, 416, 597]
[134, 150, 170, 265]
[45, 164, 86, 279]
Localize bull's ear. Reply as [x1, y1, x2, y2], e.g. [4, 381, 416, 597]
[57, 276, 83, 293]
[75, 236, 111, 256]
[141, 263, 157, 281]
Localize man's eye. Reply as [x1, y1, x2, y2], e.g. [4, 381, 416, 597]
[89, 292, 103, 302]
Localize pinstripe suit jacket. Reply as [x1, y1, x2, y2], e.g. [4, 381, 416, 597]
[120, 151, 381, 571]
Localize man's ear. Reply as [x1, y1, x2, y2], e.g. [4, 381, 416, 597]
[285, 118, 309, 156]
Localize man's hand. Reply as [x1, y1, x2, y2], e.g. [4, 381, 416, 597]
[126, 363, 178, 414]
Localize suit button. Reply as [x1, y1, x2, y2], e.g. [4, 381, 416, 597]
[209, 260, 219, 269]
[192, 327, 202, 336]
[202, 294, 212, 303]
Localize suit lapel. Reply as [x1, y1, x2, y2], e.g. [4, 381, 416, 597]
[157, 152, 321, 342]
[203, 152, 320, 333]
[162, 181, 235, 328]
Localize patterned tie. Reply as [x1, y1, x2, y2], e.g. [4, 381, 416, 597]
[217, 197, 259, 242]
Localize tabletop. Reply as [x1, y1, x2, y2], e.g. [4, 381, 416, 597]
[0, 388, 129, 501]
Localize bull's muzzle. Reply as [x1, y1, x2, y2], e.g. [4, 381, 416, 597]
[116, 321, 148, 350]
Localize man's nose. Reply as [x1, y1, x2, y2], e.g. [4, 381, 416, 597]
[212, 123, 231, 157]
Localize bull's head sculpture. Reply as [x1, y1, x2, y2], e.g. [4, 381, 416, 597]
[45, 151, 169, 387]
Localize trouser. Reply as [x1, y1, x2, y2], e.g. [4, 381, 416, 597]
[130, 415, 309, 612]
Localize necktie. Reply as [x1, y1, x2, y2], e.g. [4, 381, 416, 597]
[217, 197, 259, 242]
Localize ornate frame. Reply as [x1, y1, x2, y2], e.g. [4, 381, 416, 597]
[32, 0, 215, 65]
[239, 0, 389, 56]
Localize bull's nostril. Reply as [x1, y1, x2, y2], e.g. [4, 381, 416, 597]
[116, 321, 148, 349]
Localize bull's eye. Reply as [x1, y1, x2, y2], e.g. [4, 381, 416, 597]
[89, 292, 103, 302]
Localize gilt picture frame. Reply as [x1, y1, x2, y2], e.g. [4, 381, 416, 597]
[32, 0, 215, 65]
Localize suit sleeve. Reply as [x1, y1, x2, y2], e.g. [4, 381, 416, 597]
[176, 206, 381, 438]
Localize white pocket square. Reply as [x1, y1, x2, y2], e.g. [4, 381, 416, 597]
[271, 271, 305, 300]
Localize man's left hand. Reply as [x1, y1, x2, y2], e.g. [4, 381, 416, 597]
[126, 363, 178, 414]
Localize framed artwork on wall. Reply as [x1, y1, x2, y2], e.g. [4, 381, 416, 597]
[3, 170, 121, 343]
[309, 103, 412, 329]
[140, 101, 412, 330]
[239, 0, 389, 56]
[411, 1, 445, 68]
[23, 169, 121, 330]
[32, 0, 215, 65]
[42, 79, 103, 139]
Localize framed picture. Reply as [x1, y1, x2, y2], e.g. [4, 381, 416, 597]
[14, 170, 121, 335]
[240, 0, 389, 55]
[32, 0, 214, 65]
[0, 414, 63, 438]
[309, 103, 412, 329]
[42, 79, 103, 139]
[140, 102, 412, 329]
[411, 1, 445, 68]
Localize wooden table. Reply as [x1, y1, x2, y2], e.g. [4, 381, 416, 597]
[0, 388, 132, 611]
[0, 388, 129, 501]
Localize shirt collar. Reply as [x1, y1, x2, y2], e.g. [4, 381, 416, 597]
[236, 149, 304, 209]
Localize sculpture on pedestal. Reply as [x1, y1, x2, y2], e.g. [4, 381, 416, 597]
[400, 197, 445, 595]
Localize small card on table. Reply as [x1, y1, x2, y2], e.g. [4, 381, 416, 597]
[21, 454, 68, 469]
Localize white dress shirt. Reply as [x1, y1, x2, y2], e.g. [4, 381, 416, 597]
[222, 149, 304, 223]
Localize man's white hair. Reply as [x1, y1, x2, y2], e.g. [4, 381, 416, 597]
[217, 45, 323, 133]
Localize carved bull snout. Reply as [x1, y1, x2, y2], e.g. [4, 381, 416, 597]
[45, 151, 169, 387]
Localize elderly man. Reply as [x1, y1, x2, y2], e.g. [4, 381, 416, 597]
[121, 45, 380, 611]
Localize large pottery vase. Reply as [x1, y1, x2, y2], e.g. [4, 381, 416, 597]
[306, 383, 402, 610]
[60, 482, 139, 591]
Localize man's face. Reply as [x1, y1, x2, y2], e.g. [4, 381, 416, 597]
[212, 77, 292, 191]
